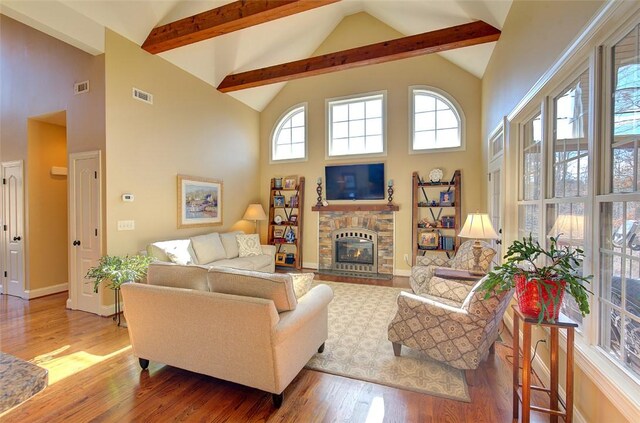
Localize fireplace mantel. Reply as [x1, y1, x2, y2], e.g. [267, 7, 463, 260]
[312, 204, 399, 212]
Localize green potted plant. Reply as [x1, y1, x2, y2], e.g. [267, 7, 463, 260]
[479, 234, 592, 322]
[85, 254, 154, 326]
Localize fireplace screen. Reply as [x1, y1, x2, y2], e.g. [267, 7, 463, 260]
[335, 237, 374, 265]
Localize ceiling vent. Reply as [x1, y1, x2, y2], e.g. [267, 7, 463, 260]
[133, 88, 153, 105]
[74, 81, 89, 95]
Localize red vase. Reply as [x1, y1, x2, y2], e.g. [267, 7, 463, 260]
[515, 274, 566, 320]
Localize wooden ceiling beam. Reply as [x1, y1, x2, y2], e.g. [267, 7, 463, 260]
[143, 0, 340, 54]
[217, 20, 501, 93]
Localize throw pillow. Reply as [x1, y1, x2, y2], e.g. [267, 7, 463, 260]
[237, 234, 262, 257]
[220, 231, 243, 258]
[165, 249, 193, 266]
[190, 233, 226, 265]
[290, 273, 314, 299]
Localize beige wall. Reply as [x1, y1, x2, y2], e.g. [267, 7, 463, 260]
[0, 15, 105, 293]
[481, 1, 630, 422]
[260, 12, 484, 272]
[104, 30, 260, 257]
[27, 119, 68, 290]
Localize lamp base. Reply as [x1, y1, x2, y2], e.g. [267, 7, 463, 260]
[470, 240, 485, 276]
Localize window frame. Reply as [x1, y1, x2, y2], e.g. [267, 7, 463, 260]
[408, 86, 466, 154]
[270, 103, 308, 164]
[325, 91, 387, 160]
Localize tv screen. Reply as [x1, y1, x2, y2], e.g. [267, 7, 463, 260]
[325, 163, 385, 200]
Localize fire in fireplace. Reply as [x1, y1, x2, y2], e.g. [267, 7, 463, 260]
[331, 228, 378, 274]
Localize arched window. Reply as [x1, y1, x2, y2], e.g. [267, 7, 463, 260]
[411, 87, 464, 152]
[271, 104, 307, 162]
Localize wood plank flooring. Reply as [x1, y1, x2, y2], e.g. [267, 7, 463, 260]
[1, 274, 550, 422]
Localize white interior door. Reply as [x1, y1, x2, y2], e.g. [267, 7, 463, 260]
[488, 163, 504, 264]
[68, 151, 101, 314]
[2, 161, 26, 298]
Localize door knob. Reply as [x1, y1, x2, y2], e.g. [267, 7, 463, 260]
[72, 240, 81, 246]
[13, 236, 21, 241]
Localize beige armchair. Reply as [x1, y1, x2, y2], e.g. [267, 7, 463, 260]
[410, 240, 496, 295]
[387, 276, 512, 383]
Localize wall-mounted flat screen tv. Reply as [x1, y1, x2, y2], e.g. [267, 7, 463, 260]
[325, 163, 385, 200]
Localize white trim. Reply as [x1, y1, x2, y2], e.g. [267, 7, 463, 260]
[325, 90, 387, 160]
[100, 300, 122, 317]
[408, 85, 466, 154]
[24, 282, 67, 299]
[270, 102, 308, 164]
[302, 261, 319, 271]
[394, 269, 411, 277]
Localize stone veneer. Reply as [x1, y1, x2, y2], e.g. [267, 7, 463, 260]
[318, 210, 395, 275]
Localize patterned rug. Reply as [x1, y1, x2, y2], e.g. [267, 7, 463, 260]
[0, 352, 48, 415]
[305, 281, 470, 402]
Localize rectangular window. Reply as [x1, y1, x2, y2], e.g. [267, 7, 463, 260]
[327, 92, 385, 157]
[598, 23, 640, 381]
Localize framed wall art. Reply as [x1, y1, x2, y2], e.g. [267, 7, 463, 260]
[177, 175, 223, 228]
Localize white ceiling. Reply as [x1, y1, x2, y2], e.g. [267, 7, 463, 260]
[0, 0, 513, 111]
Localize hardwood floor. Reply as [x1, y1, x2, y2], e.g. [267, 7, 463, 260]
[1, 275, 550, 422]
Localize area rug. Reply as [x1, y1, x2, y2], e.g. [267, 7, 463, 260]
[305, 281, 470, 402]
[0, 352, 48, 414]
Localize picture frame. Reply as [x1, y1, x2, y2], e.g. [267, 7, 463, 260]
[275, 252, 286, 265]
[284, 176, 298, 190]
[419, 231, 439, 249]
[274, 228, 284, 238]
[177, 175, 222, 228]
[273, 195, 285, 207]
[289, 214, 298, 223]
[289, 194, 299, 208]
[274, 177, 283, 189]
[439, 191, 453, 207]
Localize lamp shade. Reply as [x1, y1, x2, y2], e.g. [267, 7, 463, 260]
[242, 204, 267, 221]
[458, 213, 499, 240]
[548, 214, 584, 242]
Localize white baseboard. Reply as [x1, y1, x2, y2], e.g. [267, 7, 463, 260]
[503, 313, 587, 423]
[25, 283, 68, 299]
[394, 269, 411, 277]
[303, 261, 319, 270]
[100, 301, 122, 317]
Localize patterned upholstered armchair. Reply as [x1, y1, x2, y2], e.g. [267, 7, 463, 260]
[387, 276, 512, 383]
[410, 240, 496, 295]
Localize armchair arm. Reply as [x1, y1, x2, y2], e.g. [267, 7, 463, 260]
[394, 291, 476, 326]
[273, 284, 333, 345]
[261, 244, 276, 256]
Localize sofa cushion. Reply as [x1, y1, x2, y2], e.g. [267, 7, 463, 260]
[213, 255, 273, 271]
[147, 262, 210, 291]
[220, 231, 243, 259]
[191, 233, 226, 265]
[237, 234, 262, 257]
[148, 239, 194, 265]
[208, 267, 297, 312]
[290, 273, 314, 299]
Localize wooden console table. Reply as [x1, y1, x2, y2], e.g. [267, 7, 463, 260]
[512, 305, 578, 423]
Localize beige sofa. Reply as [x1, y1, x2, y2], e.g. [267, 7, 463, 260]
[122, 265, 333, 407]
[147, 231, 275, 272]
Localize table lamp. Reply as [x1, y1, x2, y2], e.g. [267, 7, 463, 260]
[458, 213, 499, 275]
[243, 203, 267, 233]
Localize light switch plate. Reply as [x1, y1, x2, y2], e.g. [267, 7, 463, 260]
[117, 220, 135, 231]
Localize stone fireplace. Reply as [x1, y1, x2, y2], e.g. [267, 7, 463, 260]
[315, 205, 397, 275]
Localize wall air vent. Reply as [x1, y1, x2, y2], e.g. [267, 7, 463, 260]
[74, 81, 89, 95]
[133, 88, 153, 105]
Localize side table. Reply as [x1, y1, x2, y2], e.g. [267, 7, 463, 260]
[512, 305, 578, 423]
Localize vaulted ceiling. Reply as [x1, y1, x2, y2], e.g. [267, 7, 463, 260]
[0, 0, 513, 111]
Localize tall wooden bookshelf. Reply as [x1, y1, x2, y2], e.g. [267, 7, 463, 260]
[268, 177, 304, 270]
[411, 170, 461, 265]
